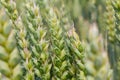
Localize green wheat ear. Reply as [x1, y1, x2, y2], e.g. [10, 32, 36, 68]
[112, 1, 120, 80]
[105, 0, 116, 43]
[105, 0, 120, 43]
[105, 0, 120, 80]
[112, 0, 120, 43]
[68, 28, 86, 80]
[0, 7, 22, 80]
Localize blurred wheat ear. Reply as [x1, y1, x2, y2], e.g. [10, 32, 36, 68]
[0, 7, 22, 80]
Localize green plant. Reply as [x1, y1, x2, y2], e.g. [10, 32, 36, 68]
[0, 0, 85, 80]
